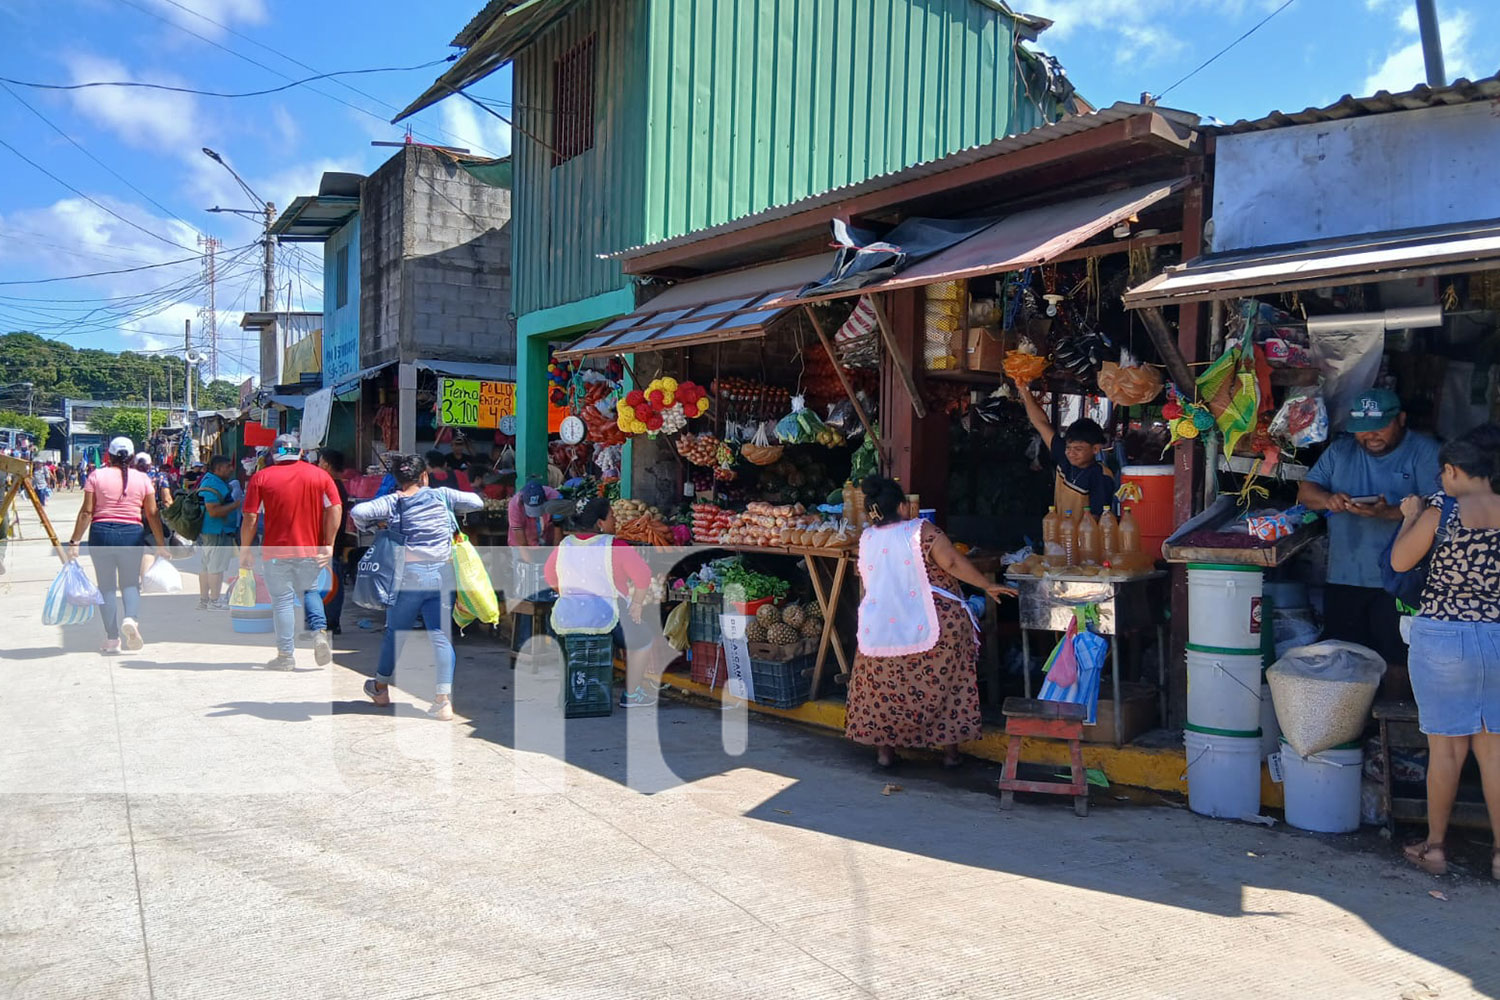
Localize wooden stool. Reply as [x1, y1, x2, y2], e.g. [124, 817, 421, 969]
[997, 697, 1089, 817]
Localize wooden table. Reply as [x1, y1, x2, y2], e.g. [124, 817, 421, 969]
[694, 543, 856, 701]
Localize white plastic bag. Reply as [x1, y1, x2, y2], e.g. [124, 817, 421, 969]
[1267, 641, 1386, 757]
[141, 557, 184, 595]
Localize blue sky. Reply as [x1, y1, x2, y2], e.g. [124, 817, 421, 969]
[0, 0, 1494, 381]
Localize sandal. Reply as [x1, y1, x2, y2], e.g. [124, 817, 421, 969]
[1402, 840, 1448, 876]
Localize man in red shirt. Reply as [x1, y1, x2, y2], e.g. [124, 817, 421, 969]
[240, 434, 342, 670]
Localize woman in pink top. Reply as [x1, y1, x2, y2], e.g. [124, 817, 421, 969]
[67, 437, 168, 654]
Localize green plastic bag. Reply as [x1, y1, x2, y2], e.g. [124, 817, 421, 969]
[451, 534, 499, 628]
[228, 569, 257, 608]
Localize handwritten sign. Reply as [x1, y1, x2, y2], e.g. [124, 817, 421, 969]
[439, 378, 517, 428]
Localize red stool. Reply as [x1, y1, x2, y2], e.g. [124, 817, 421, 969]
[997, 697, 1089, 817]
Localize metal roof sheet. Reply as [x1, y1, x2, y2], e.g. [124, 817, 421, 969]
[1216, 73, 1500, 134]
[1122, 219, 1500, 308]
[608, 103, 1200, 264]
[269, 195, 359, 242]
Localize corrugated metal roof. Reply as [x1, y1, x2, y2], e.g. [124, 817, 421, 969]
[1217, 73, 1500, 134]
[1122, 219, 1500, 308]
[609, 102, 1200, 263]
[269, 195, 359, 242]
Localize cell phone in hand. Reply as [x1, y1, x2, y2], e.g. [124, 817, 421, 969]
[1349, 495, 1381, 505]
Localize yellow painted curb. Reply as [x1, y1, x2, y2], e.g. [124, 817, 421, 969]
[661, 671, 1285, 808]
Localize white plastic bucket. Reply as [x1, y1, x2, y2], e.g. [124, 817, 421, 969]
[1186, 645, 1264, 733]
[1188, 564, 1264, 651]
[1259, 682, 1281, 758]
[1185, 725, 1262, 820]
[1278, 738, 1363, 833]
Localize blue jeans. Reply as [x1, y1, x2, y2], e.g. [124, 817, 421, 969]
[88, 521, 144, 640]
[377, 561, 456, 696]
[265, 557, 326, 655]
[302, 557, 345, 632]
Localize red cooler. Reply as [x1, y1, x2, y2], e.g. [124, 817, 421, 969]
[1121, 465, 1175, 560]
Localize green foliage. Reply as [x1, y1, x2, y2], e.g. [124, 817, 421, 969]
[0, 331, 247, 412]
[0, 409, 48, 441]
[90, 407, 171, 444]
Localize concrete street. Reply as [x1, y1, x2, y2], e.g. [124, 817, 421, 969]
[3, 491, 1498, 1000]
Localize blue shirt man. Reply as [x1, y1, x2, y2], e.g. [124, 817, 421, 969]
[1299, 388, 1440, 662]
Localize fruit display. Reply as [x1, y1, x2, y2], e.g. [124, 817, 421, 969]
[713, 377, 791, 429]
[775, 398, 845, 446]
[616, 378, 711, 437]
[745, 620, 768, 643]
[766, 622, 800, 645]
[676, 432, 722, 467]
[755, 603, 781, 625]
[611, 498, 659, 523]
[781, 604, 806, 629]
[799, 618, 823, 640]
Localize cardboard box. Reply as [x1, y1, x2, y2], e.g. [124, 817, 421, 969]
[748, 639, 815, 661]
[966, 326, 1007, 373]
[1082, 682, 1159, 744]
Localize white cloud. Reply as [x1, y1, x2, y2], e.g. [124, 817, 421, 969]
[63, 53, 205, 152]
[1362, 7, 1475, 94]
[139, 0, 267, 34]
[1115, 23, 1186, 66]
[435, 97, 513, 159]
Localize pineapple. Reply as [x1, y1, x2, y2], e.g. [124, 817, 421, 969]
[745, 620, 768, 643]
[767, 623, 800, 646]
[756, 604, 781, 626]
[781, 605, 806, 629]
[799, 618, 822, 639]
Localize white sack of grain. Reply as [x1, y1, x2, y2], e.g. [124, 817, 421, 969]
[1268, 641, 1386, 757]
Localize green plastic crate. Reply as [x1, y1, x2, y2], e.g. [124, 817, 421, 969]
[561, 635, 615, 718]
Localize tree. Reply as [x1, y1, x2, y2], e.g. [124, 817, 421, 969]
[90, 407, 171, 445]
[0, 331, 255, 412]
[0, 409, 48, 442]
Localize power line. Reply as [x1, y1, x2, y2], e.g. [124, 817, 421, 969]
[115, 0, 505, 158]
[2, 58, 455, 99]
[1155, 0, 1299, 101]
[0, 251, 211, 286]
[0, 137, 201, 253]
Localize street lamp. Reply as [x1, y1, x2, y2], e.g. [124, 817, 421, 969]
[201, 147, 276, 315]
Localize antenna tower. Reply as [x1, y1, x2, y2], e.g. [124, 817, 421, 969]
[198, 235, 222, 382]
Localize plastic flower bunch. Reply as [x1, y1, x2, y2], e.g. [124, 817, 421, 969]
[615, 377, 711, 437]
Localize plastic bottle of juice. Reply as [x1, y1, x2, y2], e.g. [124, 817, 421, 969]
[1099, 509, 1120, 561]
[1119, 506, 1141, 555]
[1041, 506, 1063, 567]
[1078, 511, 1102, 565]
[1058, 511, 1078, 568]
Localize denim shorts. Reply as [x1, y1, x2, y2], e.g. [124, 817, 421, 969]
[1408, 617, 1500, 736]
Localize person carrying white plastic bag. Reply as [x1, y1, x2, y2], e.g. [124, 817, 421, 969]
[141, 557, 184, 595]
[65, 436, 170, 654]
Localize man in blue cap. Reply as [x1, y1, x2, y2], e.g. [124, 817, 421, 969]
[1298, 388, 1440, 663]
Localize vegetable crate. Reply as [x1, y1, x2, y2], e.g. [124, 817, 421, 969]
[560, 635, 615, 718]
[689, 595, 723, 643]
[689, 640, 727, 689]
[750, 653, 814, 710]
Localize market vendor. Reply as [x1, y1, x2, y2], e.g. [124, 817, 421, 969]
[508, 479, 562, 548]
[1017, 385, 1115, 517]
[1297, 388, 1441, 662]
[544, 497, 659, 710]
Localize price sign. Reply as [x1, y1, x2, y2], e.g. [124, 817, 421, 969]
[439, 379, 517, 428]
[438, 379, 481, 427]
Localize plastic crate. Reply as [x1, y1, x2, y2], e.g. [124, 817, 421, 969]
[561, 635, 615, 718]
[688, 597, 722, 643]
[750, 653, 814, 709]
[689, 639, 727, 689]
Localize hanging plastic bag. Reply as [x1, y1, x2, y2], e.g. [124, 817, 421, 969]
[43, 563, 96, 626]
[141, 557, 183, 595]
[1045, 618, 1081, 687]
[62, 561, 104, 606]
[1268, 387, 1329, 448]
[228, 568, 258, 608]
[1038, 606, 1108, 725]
[451, 533, 500, 628]
[353, 527, 405, 610]
[663, 600, 689, 651]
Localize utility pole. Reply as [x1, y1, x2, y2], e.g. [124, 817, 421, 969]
[147, 378, 153, 440]
[1415, 0, 1445, 87]
[184, 319, 194, 428]
[263, 201, 277, 313]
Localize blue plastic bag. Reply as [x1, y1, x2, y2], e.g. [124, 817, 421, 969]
[62, 561, 104, 606]
[44, 563, 96, 626]
[352, 526, 404, 610]
[1038, 606, 1107, 725]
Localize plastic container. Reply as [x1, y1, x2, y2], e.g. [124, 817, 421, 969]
[1118, 507, 1141, 556]
[1259, 682, 1281, 758]
[750, 653, 814, 709]
[561, 635, 615, 718]
[1077, 512, 1101, 565]
[689, 640, 727, 689]
[1058, 512, 1077, 568]
[688, 596, 723, 643]
[1120, 465, 1175, 558]
[1185, 724, 1263, 820]
[1278, 738, 1363, 833]
[1187, 564, 1264, 651]
[1186, 644, 1265, 733]
[1099, 509, 1119, 561]
[230, 602, 273, 634]
[1042, 506, 1064, 568]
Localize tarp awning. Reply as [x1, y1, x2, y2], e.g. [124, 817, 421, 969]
[415, 359, 518, 381]
[790, 179, 1186, 304]
[1123, 220, 1500, 308]
[555, 254, 836, 361]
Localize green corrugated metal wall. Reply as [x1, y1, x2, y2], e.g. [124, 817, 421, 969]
[511, 0, 649, 318]
[642, 0, 1052, 243]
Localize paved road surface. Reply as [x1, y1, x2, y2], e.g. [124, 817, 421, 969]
[2, 491, 1497, 999]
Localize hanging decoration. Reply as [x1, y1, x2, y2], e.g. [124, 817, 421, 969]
[615, 377, 711, 437]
